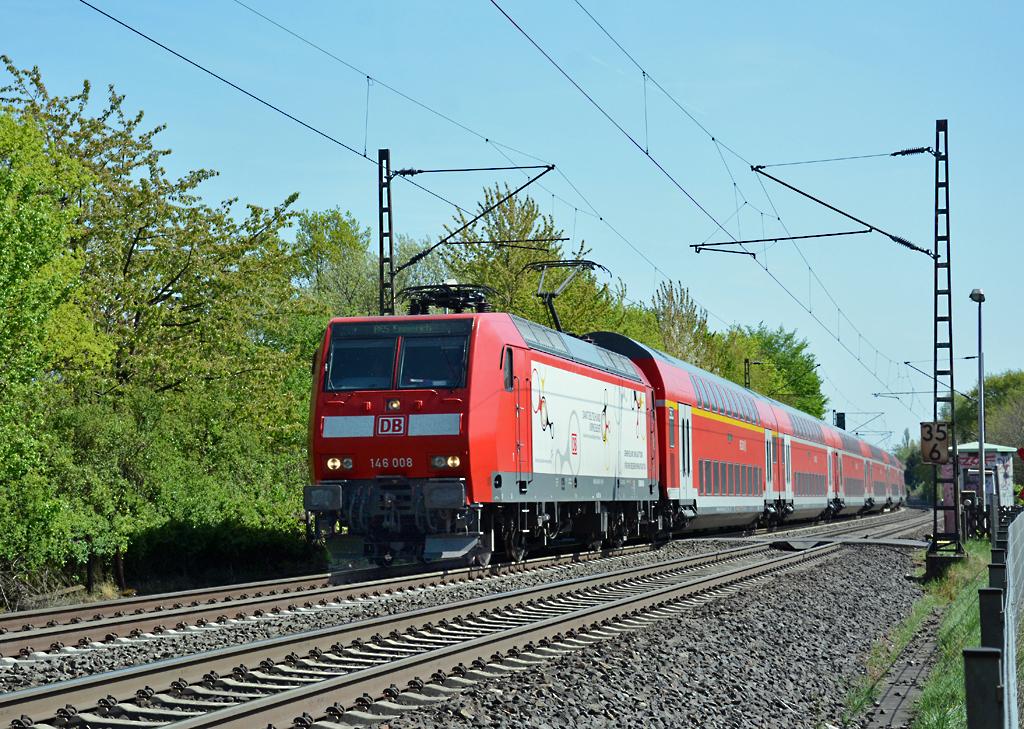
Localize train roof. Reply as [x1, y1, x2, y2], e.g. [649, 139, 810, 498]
[508, 315, 644, 384]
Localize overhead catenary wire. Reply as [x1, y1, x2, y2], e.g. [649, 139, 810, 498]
[228, 0, 712, 325]
[569, 0, 934, 422]
[75, 0, 534, 220]
[84, 0, 920, 440]
[501, 0, 926, 424]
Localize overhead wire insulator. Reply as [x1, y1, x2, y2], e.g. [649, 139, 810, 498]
[890, 147, 932, 157]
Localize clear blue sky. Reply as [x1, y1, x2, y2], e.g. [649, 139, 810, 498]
[4, 0, 1021, 451]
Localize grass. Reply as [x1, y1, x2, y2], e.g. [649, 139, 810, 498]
[842, 539, 992, 728]
[911, 540, 992, 728]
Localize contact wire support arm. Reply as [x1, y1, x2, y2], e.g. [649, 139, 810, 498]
[393, 165, 554, 276]
[751, 166, 936, 259]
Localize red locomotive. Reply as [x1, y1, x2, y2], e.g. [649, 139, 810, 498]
[306, 308, 904, 565]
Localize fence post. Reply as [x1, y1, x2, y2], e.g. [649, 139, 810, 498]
[964, 647, 1004, 729]
[978, 587, 1004, 650]
[989, 561, 1007, 593]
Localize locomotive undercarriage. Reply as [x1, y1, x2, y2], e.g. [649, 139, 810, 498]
[306, 477, 693, 565]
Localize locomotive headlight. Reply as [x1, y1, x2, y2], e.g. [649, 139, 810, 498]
[327, 457, 342, 471]
[341, 457, 354, 470]
[430, 455, 461, 469]
[386, 398, 401, 411]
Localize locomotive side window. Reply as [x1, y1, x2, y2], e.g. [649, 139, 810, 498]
[325, 337, 397, 391]
[398, 336, 469, 389]
[504, 347, 514, 392]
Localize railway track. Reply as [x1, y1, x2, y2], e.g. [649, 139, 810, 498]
[0, 509, 923, 661]
[1, 541, 846, 729]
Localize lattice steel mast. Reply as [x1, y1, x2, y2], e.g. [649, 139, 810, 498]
[929, 120, 964, 555]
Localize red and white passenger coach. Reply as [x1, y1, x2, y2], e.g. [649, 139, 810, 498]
[306, 312, 904, 565]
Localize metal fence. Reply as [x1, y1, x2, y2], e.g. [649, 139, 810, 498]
[965, 508, 1024, 728]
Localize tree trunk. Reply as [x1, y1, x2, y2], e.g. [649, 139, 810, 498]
[86, 536, 96, 594]
[114, 546, 127, 592]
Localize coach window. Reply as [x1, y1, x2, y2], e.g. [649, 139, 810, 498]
[700, 379, 713, 413]
[693, 378, 704, 410]
[732, 391, 744, 422]
[729, 463, 735, 496]
[504, 347, 514, 392]
[713, 460, 720, 496]
[705, 380, 716, 414]
[668, 406, 676, 448]
[698, 458, 704, 494]
[718, 385, 733, 418]
[681, 420, 687, 471]
[705, 459, 712, 496]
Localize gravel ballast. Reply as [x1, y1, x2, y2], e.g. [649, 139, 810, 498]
[0, 515, 927, 728]
[0, 538, 742, 693]
[383, 544, 922, 729]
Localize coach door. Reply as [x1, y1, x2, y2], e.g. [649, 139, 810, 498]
[782, 434, 793, 502]
[514, 348, 533, 491]
[831, 450, 840, 499]
[679, 404, 694, 500]
[763, 428, 773, 499]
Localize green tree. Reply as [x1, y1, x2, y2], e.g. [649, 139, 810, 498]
[649, 280, 720, 372]
[441, 183, 621, 334]
[984, 389, 1024, 489]
[0, 111, 95, 589]
[892, 427, 935, 501]
[712, 325, 786, 396]
[942, 369, 1024, 444]
[2, 58, 303, 421]
[1, 58, 311, 586]
[740, 324, 826, 418]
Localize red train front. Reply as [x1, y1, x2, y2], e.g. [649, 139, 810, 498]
[306, 312, 659, 565]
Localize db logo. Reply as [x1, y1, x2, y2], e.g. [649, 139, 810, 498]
[376, 416, 406, 436]
[571, 433, 578, 455]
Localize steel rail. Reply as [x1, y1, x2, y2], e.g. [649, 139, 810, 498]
[0, 544, 660, 658]
[2, 510, 920, 658]
[154, 544, 843, 729]
[0, 544, 773, 727]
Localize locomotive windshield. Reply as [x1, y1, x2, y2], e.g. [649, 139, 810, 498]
[324, 319, 472, 392]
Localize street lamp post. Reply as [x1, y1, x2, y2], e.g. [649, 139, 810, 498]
[969, 288, 988, 512]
